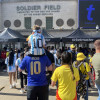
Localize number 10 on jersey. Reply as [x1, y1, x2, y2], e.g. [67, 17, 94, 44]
[30, 61, 41, 75]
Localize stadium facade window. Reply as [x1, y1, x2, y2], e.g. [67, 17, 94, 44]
[4, 20, 11, 27]
[24, 17, 31, 29]
[67, 18, 75, 27]
[56, 19, 64, 27]
[46, 17, 53, 29]
[14, 19, 21, 27]
[35, 19, 42, 26]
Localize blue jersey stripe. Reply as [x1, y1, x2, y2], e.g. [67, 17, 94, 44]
[36, 36, 38, 55]
[41, 35, 44, 54]
[31, 35, 34, 55]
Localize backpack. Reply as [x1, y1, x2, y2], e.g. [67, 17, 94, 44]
[73, 61, 87, 98]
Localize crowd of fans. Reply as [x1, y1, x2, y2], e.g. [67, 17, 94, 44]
[0, 25, 99, 100]
[0, 44, 96, 100]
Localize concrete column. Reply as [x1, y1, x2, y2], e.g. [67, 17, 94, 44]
[60, 42, 63, 49]
[15, 42, 24, 50]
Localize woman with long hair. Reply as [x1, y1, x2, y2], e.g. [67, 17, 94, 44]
[5, 51, 16, 88]
[16, 52, 26, 93]
[51, 52, 80, 100]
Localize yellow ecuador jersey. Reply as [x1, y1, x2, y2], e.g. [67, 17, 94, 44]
[73, 62, 91, 80]
[51, 65, 80, 100]
[89, 58, 92, 63]
[6, 52, 9, 57]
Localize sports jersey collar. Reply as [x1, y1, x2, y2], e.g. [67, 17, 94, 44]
[61, 64, 70, 68]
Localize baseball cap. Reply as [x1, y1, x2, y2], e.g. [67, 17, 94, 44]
[70, 44, 76, 49]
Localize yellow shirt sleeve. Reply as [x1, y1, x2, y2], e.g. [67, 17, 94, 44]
[86, 62, 91, 73]
[51, 68, 58, 82]
[74, 67, 80, 82]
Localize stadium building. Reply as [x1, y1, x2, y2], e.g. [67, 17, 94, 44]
[0, 0, 78, 36]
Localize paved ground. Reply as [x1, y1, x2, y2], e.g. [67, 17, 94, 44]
[0, 71, 98, 100]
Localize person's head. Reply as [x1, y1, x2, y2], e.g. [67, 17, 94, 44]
[94, 39, 100, 50]
[32, 25, 41, 33]
[15, 48, 18, 53]
[9, 51, 14, 66]
[50, 46, 54, 50]
[62, 52, 71, 65]
[20, 52, 24, 60]
[77, 47, 82, 52]
[70, 44, 76, 51]
[61, 52, 75, 80]
[10, 48, 13, 52]
[24, 46, 30, 53]
[46, 46, 50, 51]
[76, 52, 86, 62]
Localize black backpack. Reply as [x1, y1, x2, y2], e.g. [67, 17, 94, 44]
[73, 61, 87, 98]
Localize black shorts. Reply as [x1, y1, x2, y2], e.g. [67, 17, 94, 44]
[27, 85, 48, 100]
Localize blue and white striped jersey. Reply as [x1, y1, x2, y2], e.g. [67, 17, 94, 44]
[28, 33, 45, 55]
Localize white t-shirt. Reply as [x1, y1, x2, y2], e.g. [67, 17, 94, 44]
[5, 57, 16, 72]
[54, 54, 61, 67]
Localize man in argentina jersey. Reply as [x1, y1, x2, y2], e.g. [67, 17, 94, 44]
[19, 54, 52, 100]
[28, 25, 45, 56]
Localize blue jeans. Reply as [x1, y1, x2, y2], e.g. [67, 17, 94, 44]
[77, 80, 88, 100]
[96, 84, 100, 100]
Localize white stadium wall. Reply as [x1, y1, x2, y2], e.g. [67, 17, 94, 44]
[0, 0, 78, 30]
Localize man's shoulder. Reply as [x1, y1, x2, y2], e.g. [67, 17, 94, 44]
[54, 67, 61, 72]
[92, 54, 99, 60]
[41, 55, 49, 59]
[24, 55, 31, 60]
[45, 50, 54, 56]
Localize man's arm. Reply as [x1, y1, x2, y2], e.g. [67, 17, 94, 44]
[43, 36, 46, 48]
[18, 67, 22, 72]
[52, 63, 55, 73]
[28, 41, 31, 47]
[88, 72, 95, 86]
[18, 57, 26, 72]
[47, 64, 53, 71]
[51, 80, 56, 87]
[76, 81, 78, 86]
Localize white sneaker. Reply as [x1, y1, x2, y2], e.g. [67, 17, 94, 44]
[20, 89, 24, 94]
[10, 85, 13, 89]
[24, 86, 27, 91]
[13, 84, 16, 88]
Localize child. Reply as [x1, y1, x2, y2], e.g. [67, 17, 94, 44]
[16, 52, 27, 93]
[27, 25, 46, 56]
